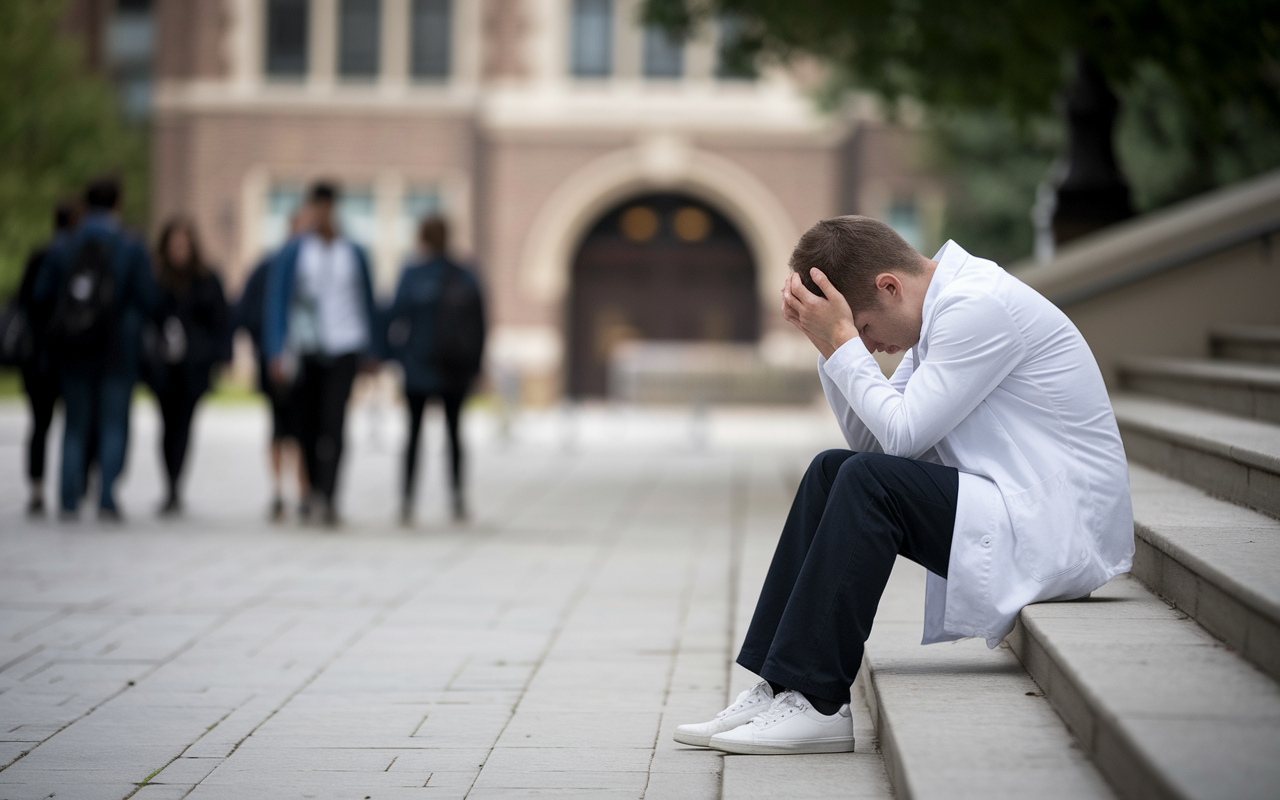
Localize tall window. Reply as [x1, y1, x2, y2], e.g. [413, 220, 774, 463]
[339, 189, 378, 248]
[108, 0, 154, 119]
[570, 0, 612, 77]
[263, 185, 305, 252]
[887, 199, 923, 251]
[411, 0, 451, 79]
[642, 26, 683, 78]
[266, 0, 309, 78]
[715, 14, 757, 80]
[339, 0, 381, 78]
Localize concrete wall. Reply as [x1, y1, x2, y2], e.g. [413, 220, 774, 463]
[1012, 169, 1280, 387]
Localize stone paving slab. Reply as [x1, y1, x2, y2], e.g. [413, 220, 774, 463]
[0, 399, 889, 799]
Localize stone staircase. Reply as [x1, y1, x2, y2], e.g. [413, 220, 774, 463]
[815, 327, 1280, 800]
[723, 169, 1280, 799]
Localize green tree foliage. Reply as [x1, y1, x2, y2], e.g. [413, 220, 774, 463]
[923, 112, 1061, 266]
[644, 0, 1280, 260]
[0, 0, 148, 300]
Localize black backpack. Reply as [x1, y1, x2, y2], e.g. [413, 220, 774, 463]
[430, 263, 485, 389]
[49, 238, 116, 359]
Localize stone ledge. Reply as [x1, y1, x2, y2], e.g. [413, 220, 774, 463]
[1009, 574, 1280, 800]
[863, 560, 1112, 800]
[1129, 464, 1280, 682]
[1114, 394, 1280, 515]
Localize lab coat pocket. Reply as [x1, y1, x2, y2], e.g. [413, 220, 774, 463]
[1006, 471, 1089, 581]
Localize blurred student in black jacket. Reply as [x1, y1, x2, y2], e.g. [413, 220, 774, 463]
[147, 218, 228, 515]
[35, 178, 163, 521]
[385, 217, 485, 524]
[14, 202, 78, 515]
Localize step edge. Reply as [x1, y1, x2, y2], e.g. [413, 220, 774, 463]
[862, 638, 1116, 800]
[1118, 359, 1280, 390]
[1131, 531, 1280, 685]
[1008, 602, 1190, 800]
[1133, 518, 1280, 624]
[861, 660, 917, 800]
[1114, 403, 1280, 475]
[1210, 325, 1280, 345]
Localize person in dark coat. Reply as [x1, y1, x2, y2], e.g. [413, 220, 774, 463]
[34, 177, 163, 520]
[147, 218, 229, 515]
[14, 202, 78, 515]
[231, 209, 310, 521]
[385, 216, 485, 524]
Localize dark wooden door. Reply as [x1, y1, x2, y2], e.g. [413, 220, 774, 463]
[567, 193, 759, 397]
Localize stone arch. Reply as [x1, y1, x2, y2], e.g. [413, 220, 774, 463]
[518, 137, 801, 312]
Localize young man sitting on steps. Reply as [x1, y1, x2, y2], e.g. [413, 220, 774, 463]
[676, 216, 1134, 755]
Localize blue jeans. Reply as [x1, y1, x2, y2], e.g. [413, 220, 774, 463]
[60, 366, 134, 512]
[736, 450, 958, 704]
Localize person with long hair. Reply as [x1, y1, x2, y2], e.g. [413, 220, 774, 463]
[148, 218, 228, 515]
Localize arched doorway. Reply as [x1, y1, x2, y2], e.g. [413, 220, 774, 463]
[567, 193, 759, 397]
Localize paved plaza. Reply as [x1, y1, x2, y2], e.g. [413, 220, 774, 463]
[0, 396, 892, 799]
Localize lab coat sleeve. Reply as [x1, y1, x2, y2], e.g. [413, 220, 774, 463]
[817, 347, 916, 454]
[823, 292, 1027, 459]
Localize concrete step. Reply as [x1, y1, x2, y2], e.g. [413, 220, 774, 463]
[1118, 357, 1280, 424]
[1009, 573, 1280, 800]
[1112, 393, 1280, 519]
[1210, 324, 1280, 365]
[861, 560, 1113, 800]
[1129, 463, 1280, 683]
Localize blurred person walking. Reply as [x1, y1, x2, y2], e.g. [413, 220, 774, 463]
[263, 182, 377, 526]
[233, 209, 310, 521]
[386, 216, 485, 524]
[34, 178, 162, 521]
[3, 202, 79, 515]
[144, 219, 229, 516]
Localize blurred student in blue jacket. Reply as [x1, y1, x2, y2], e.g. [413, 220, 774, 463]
[262, 182, 377, 526]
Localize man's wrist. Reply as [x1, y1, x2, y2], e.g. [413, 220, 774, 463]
[827, 322, 858, 354]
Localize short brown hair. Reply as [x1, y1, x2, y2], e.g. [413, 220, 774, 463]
[419, 215, 448, 255]
[790, 215, 922, 312]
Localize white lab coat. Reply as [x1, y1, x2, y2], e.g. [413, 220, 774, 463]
[819, 241, 1134, 646]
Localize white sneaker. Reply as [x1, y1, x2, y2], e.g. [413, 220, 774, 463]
[708, 690, 854, 755]
[673, 681, 775, 747]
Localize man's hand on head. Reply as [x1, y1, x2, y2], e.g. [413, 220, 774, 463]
[782, 270, 859, 360]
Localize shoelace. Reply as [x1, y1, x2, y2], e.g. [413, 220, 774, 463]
[716, 682, 769, 719]
[751, 690, 805, 727]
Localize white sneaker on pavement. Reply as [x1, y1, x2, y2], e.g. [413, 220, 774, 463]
[708, 689, 854, 755]
[673, 680, 775, 747]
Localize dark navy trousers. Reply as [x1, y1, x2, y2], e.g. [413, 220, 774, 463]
[737, 450, 959, 704]
[60, 366, 134, 512]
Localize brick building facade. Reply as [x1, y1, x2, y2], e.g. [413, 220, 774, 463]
[103, 0, 942, 401]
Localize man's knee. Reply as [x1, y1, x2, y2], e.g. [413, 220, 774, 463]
[833, 451, 900, 493]
[808, 449, 856, 482]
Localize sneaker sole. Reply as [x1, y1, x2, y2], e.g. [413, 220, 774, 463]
[672, 730, 714, 748]
[709, 737, 855, 755]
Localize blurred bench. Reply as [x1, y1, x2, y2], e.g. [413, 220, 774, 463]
[608, 341, 821, 405]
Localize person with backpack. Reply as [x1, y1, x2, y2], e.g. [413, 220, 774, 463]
[6, 202, 79, 516]
[232, 208, 311, 522]
[385, 216, 485, 524]
[144, 218, 229, 516]
[34, 177, 162, 521]
[262, 182, 378, 527]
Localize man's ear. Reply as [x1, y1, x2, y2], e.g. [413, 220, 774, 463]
[876, 273, 902, 299]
